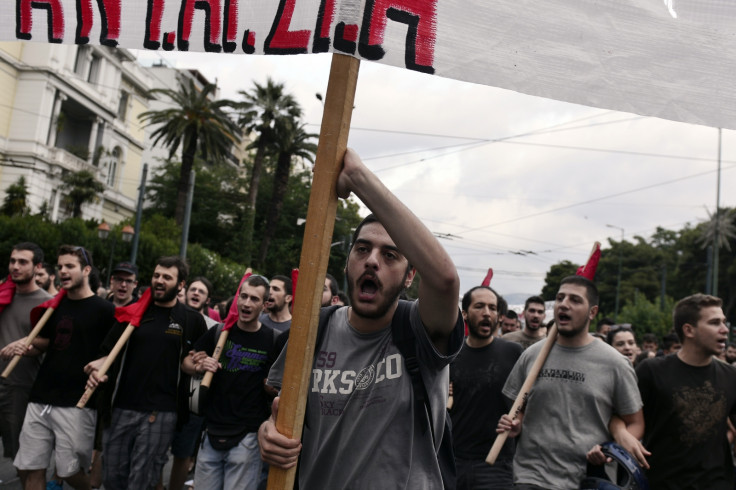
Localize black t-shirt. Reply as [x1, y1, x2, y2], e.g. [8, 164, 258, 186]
[449, 337, 522, 460]
[195, 324, 278, 434]
[112, 304, 190, 412]
[30, 295, 116, 407]
[637, 354, 736, 490]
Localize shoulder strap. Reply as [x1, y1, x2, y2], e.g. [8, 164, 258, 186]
[315, 305, 341, 352]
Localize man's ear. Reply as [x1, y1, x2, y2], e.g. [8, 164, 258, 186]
[285, 294, 293, 305]
[588, 305, 599, 321]
[404, 267, 417, 288]
[682, 322, 696, 339]
[462, 310, 468, 322]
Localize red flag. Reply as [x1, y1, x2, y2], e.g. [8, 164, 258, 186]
[114, 288, 152, 327]
[481, 268, 493, 286]
[0, 275, 16, 314]
[576, 242, 601, 281]
[30, 289, 68, 326]
[223, 271, 252, 331]
[291, 268, 299, 307]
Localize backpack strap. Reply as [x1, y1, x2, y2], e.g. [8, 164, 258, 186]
[314, 305, 342, 351]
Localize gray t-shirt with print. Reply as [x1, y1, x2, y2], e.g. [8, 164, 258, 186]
[502, 337, 642, 489]
[268, 301, 463, 490]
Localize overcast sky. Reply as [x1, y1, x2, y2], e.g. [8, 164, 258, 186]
[133, 50, 736, 302]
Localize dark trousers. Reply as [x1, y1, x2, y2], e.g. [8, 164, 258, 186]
[455, 457, 514, 490]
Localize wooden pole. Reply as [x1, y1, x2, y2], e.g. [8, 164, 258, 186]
[486, 324, 558, 464]
[77, 323, 136, 408]
[1, 307, 55, 379]
[200, 329, 230, 389]
[266, 53, 359, 490]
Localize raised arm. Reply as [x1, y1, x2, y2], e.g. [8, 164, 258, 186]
[336, 149, 460, 348]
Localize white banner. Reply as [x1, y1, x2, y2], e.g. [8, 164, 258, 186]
[5, 0, 736, 129]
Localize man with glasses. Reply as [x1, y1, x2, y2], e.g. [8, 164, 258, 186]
[108, 262, 138, 307]
[5, 245, 116, 490]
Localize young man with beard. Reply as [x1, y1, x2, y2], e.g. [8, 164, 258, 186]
[186, 276, 218, 329]
[502, 296, 546, 350]
[184, 275, 278, 489]
[497, 276, 643, 489]
[631, 294, 736, 489]
[85, 256, 207, 490]
[0, 243, 51, 461]
[258, 149, 464, 489]
[34, 262, 58, 296]
[259, 275, 292, 334]
[6, 245, 115, 490]
[450, 286, 522, 489]
[499, 309, 520, 335]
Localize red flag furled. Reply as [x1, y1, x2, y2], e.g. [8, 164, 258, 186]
[0, 275, 16, 314]
[223, 271, 252, 331]
[481, 268, 493, 286]
[29, 289, 67, 326]
[291, 268, 299, 307]
[114, 288, 152, 326]
[576, 242, 601, 280]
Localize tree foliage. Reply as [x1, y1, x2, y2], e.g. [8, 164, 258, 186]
[542, 209, 736, 327]
[61, 170, 105, 218]
[1, 176, 30, 217]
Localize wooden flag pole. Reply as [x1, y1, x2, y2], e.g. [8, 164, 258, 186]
[77, 323, 136, 408]
[1, 307, 55, 379]
[266, 53, 359, 490]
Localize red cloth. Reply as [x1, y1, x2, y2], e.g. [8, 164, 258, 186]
[114, 288, 152, 327]
[576, 242, 601, 280]
[223, 271, 252, 331]
[481, 268, 493, 286]
[291, 268, 299, 308]
[207, 308, 221, 322]
[0, 275, 16, 314]
[30, 289, 68, 326]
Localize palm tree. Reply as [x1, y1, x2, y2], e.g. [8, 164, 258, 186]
[62, 170, 105, 218]
[698, 207, 736, 252]
[139, 78, 240, 225]
[237, 78, 301, 263]
[256, 121, 318, 267]
[1, 176, 30, 217]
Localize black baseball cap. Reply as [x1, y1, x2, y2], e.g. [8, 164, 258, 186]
[112, 262, 138, 276]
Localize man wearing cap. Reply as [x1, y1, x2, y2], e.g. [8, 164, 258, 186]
[108, 262, 138, 307]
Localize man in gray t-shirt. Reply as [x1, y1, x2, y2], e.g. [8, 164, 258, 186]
[0, 242, 51, 459]
[258, 149, 463, 489]
[498, 276, 643, 489]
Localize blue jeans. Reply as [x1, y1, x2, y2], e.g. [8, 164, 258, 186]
[195, 431, 262, 490]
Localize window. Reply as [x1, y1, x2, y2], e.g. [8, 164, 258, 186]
[106, 147, 121, 188]
[117, 92, 129, 120]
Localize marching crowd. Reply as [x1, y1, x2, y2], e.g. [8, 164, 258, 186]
[0, 148, 734, 490]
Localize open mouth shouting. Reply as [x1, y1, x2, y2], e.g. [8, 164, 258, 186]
[556, 312, 571, 326]
[356, 273, 381, 302]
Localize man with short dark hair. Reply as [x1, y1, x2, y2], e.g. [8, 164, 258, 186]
[596, 317, 615, 338]
[661, 333, 682, 355]
[499, 310, 519, 335]
[184, 275, 278, 489]
[320, 273, 339, 307]
[260, 275, 292, 333]
[86, 256, 207, 490]
[498, 276, 643, 489]
[6, 245, 115, 490]
[258, 149, 463, 489]
[108, 262, 138, 308]
[502, 295, 546, 350]
[634, 294, 736, 489]
[725, 342, 736, 365]
[34, 262, 58, 296]
[451, 286, 522, 489]
[0, 242, 51, 461]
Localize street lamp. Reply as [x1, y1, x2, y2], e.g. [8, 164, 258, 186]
[606, 224, 624, 322]
[98, 222, 135, 286]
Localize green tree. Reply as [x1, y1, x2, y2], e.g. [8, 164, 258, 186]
[237, 78, 301, 263]
[541, 260, 579, 300]
[62, 170, 105, 218]
[617, 293, 675, 341]
[1, 176, 30, 217]
[139, 79, 240, 225]
[256, 121, 318, 268]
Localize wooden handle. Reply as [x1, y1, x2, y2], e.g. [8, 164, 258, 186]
[77, 323, 136, 408]
[486, 324, 558, 465]
[1, 307, 55, 379]
[201, 329, 229, 389]
[266, 53, 360, 490]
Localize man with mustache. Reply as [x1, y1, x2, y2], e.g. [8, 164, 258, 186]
[503, 295, 546, 350]
[260, 275, 292, 334]
[34, 262, 58, 296]
[450, 286, 522, 489]
[86, 256, 207, 490]
[497, 276, 644, 489]
[258, 149, 463, 489]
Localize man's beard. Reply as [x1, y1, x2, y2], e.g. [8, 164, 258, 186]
[12, 272, 34, 286]
[155, 284, 180, 303]
[38, 277, 51, 290]
[468, 318, 497, 339]
[346, 269, 407, 320]
[556, 320, 588, 338]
